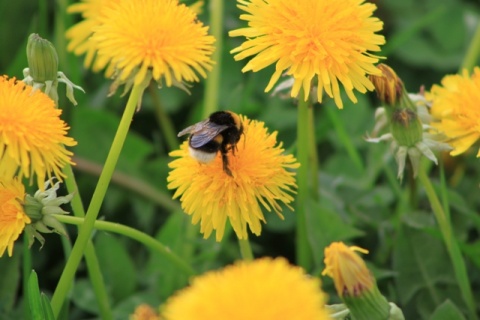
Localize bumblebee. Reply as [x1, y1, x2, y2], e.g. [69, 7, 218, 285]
[178, 111, 244, 176]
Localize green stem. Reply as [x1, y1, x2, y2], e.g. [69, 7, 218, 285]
[202, 0, 223, 118]
[54, 0, 69, 74]
[325, 105, 364, 172]
[238, 238, 254, 261]
[38, 0, 48, 37]
[296, 92, 312, 271]
[418, 167, 477, 320]
[62, 163, 113, 320]
[307, 105, 319, 201]
[438, 159, 451, 222]
[460, 22, 480, 72]
[53, 214, 196, 277]
[50, 84, 143, 317]
[148, 83, 178, 151]
[23, 234, 32, 320]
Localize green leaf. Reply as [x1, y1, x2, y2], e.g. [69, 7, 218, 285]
[70, 279, 100, 315]
[0, 250, 21, 315]
[430, 300, 466, 320]
[40, 294, 55, 320]
[145, 212, 190, 300]
[392, 224, 465, 318]
[306, 199, 364, 268]
[27, 271, 43, 320]
[95, 232, 137, 302]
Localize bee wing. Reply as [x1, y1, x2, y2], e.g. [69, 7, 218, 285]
[177, 119, 210, 137]
[189, 122, 229, 148]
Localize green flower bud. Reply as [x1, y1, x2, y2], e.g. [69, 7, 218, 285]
[323, 242, 393, 320]
[390, 108, 423, 147]
[23, 194, 44, 222]
[22, 180, 73, 249]
[26, 33, 59, 83]
[366, 64, 452, 180]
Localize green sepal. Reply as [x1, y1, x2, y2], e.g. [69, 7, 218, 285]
[342, 286, 390, 320]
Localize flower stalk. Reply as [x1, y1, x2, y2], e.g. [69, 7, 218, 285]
[52, 214, 196, 277]
[62, 163, 113, 320]
[50, 84, 143, 317]
[202, 0, 223, 118]
[460, 22, 480, 72]
[238, 238, 254, 261]
[296, 90, 312, 270]
[418, 167, 477, 320]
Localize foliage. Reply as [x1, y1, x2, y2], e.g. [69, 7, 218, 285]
[0, 0, 479, 319]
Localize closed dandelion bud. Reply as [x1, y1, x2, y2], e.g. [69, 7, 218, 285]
[131, 304, 160, 320]
[366, 64, 452, 180]
[23, 35, 84, 106]
[390, 107, 423, 147]
[23, 180, 73, 249]
[23, 194, 44, 222]
[323, 242, 394, 320]
[26, 33, 58, 83]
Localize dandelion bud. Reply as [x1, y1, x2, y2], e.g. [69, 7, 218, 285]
[23, 180, 73, 249]
[390, 108, 423, 147]
[366, 64, 452, 180]
[369, 64, 404, 106]
[322, 242, 393, 320]
[23, 34, 84, 106]
[130, 304, 160, 320]
[26, 33, 59, 83]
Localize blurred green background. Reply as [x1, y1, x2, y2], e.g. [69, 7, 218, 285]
[1, 0, 480, 319]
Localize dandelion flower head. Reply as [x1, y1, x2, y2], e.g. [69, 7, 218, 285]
[161, 257, 331, 320]
[0, 179, 30, 257]
[229, 0, 385, 109]
[72, 0, 215, 89]
[427, 67, 480, 156]
[167, 115, 299, 241]
[0, 76, 76, 188]
[66, 0, 114, 71]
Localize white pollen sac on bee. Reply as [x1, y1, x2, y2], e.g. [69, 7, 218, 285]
[189, 147, 217, 163]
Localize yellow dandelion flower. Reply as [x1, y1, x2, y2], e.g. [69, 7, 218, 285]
[130, 304, 160, 320]
[427, 68, 480, 156]
[167, 115, 299, 241]
[0, 76, 77, 188]
[66, 0, 116, 71]
[161, 257, 330, 320]
[74, 0, 215, 90]
[66, 0, 205, 73]
[229, 0, 385, 109]
[0, 179, 30, 257]
[322, 242, 372, 297]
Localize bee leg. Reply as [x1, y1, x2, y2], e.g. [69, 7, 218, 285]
[221, 152, 233, 176]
